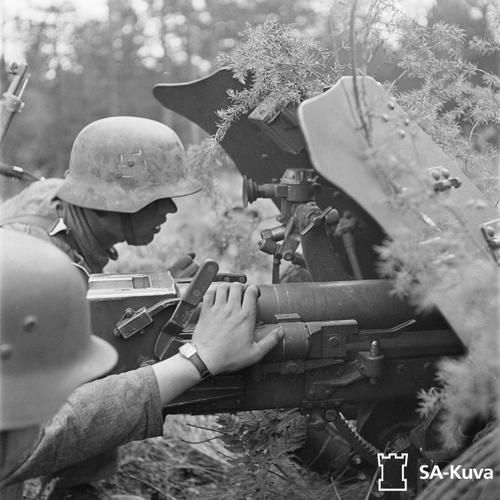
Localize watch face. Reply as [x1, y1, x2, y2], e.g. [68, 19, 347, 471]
[179, 342, 196, 358]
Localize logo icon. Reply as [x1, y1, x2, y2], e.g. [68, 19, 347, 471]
[377, 452, 408, 492]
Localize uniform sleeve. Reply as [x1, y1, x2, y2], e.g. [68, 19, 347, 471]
[2, 366, 164, 485]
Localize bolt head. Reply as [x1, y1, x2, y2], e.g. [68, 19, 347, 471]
[325, 209, 340, 225]
[0, 344, 13, 359]
[23, 315, 38, 333]
[325, 409, 338, 421]
[486, 226, 496, 237]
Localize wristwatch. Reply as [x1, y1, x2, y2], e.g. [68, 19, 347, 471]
[178, 342, 212, 379]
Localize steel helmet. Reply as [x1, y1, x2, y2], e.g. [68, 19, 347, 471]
[0, 230, 117, 430]
[56, 116, 202, 213]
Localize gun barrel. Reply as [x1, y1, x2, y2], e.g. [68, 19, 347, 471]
[90, 275, 446, 375]
[257, 280, 441, 329]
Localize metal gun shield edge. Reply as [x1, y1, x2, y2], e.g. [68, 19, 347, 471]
[297, 75, 499, 344]
[153, 68, 311, 186]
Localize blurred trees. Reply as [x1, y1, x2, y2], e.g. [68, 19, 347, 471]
[0, 0, 326, 198]
[0, 0, 497, 199]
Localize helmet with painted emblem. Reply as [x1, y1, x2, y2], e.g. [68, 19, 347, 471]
[56, 116, 202, 213]
[0, 230, 117, 430]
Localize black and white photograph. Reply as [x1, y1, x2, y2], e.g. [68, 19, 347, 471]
[0, 1, 498, 499]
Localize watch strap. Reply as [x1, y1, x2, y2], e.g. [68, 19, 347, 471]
[181, 345, 212, 379]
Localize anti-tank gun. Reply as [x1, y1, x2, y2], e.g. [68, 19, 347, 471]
[89, 70, 499, 496]
[89, 263, 461, 495]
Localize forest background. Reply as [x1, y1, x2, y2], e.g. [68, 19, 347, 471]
[1, 0, 497, 191]
[0, 0, 498, 499]
[1, 0, 497, 278]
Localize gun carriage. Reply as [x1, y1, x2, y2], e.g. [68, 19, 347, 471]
[86, 70, 498, 497]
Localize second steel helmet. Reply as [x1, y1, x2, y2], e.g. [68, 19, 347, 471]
[0, 230, 117, 430]
[56, 116, 202, 213]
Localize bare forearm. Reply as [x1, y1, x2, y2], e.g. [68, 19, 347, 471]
[152, 353, 202, 406]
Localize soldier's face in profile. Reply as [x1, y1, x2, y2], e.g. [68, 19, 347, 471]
[125, 198, 177, 245]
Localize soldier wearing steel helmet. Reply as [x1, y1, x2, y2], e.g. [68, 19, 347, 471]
[0, 231, 282, 499]
[0, 230, 117, 499]
[0, 116, 200, 277]
[0, 117, 278, 498]
[0, 116, 202, 495]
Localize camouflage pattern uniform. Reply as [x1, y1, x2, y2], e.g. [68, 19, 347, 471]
[0, 366, 163, 492]
[0, 178, 109, 275]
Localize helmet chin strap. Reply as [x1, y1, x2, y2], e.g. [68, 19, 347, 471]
[121, 213, 137, 245]
[63, 203, 117, 273]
